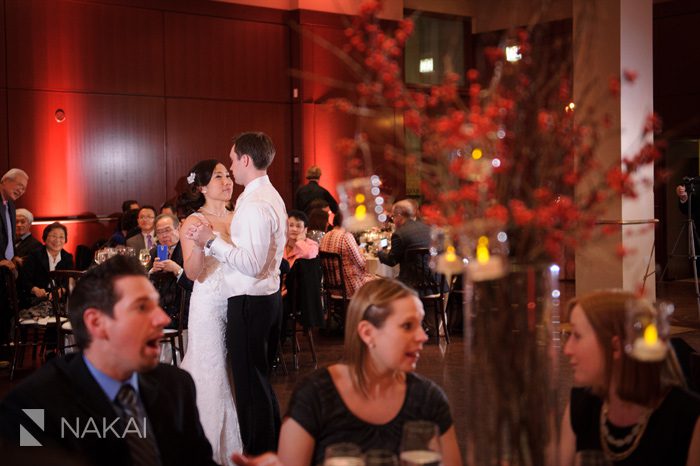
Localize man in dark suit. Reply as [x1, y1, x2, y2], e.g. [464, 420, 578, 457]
[377, 199, 432, 284]
[0, 255, 217, 466]
[294, 165, 339, 215]
[14, 208, 42, 260]
[126, 206, 157, 252]
[148, 213, 193, 329]
[0, 168, 29, 363]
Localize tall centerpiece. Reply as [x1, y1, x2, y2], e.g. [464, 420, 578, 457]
[330, 1, 662, 464]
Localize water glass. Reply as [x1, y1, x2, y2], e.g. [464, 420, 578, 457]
[399, 421, 442, 466]
[323, 442, 365, 466]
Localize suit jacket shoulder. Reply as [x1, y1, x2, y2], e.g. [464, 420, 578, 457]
[126, 234, 146, 251]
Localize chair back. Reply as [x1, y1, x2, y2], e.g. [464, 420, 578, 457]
[403, 248, 443, 296]
[286, 257, 324, 329]
[319, 251, 346, 300]
[49, 270, 85, 355]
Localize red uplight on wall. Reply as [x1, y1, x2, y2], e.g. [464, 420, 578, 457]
[54, 108, 66, 123]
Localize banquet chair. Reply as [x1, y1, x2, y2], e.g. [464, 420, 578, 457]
[2, 267, 45, 380]
[319, 251, 350, 332]
[403, 248, 450, 344]
[49, 270, 85, 356]
[160, 288, 190, 366]
[284, 257, 323, 370]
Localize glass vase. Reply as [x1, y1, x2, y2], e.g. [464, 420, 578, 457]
[463, 263, 561, 466]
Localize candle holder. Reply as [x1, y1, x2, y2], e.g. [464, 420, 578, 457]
[337, 176, 387, 232]
[625, 299, 673, 362]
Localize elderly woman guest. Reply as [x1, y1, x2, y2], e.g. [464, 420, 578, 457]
[19, 222, 73, 308]
[560, 290, 700, 465]
[319, 212, 376, 297]
[277, 278, 461, 466]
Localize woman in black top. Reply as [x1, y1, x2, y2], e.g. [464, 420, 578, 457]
[560, 290, 700, 465]
[278, 278, 461, 466]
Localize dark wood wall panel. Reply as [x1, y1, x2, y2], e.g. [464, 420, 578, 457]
[166, 99, 293, 206]
[301, 25, 360, 102]
[0, 0, 6, 90]
[6, 0, 164, 94]
[0, 90, 7, 175]
[164, 13, 290, 102]
[653, 9, 700, 138]
[303, 103, 403, 202]
[8, 90, 166, 217]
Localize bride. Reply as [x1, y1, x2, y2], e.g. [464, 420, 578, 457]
[178, 159, 242, 464]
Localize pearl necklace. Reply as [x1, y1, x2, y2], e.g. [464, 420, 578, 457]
[199, 207, 229, 218]
[599, 401, 652, 461]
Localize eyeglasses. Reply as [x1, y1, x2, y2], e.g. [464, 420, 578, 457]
[155, 227, 174, 235]
[138, 215, 155, 220]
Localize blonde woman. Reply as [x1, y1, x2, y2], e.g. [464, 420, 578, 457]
[277, 278, 461, 466]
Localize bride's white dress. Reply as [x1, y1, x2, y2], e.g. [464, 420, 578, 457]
[181, 230, 242, 465]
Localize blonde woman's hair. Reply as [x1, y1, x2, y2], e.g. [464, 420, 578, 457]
[344, 278, 417, 397]
[569, 290, 685, 406]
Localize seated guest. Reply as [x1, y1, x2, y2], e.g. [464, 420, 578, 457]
[148, 213, 193, 329]
[108, 209, 139, 247]
[283, 211, 323, 332]
[377, 200, 431, 284]
[320, 212, 376, 297]
[19, 222, 74, 309]
[277, 278, 461, 466]
[0, 255, 217, 466]
[306, 207, 329, 244]
[284, 210, 319, 270]
[14, 208, 42, 261]
[305, 199, 333, 231]
[122, 199, 139, 213]
[126, 205, 157, 251]
[160, 201, 177, 217]
[560, 290, 700, 465]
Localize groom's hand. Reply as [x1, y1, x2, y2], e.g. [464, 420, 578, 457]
[231, 452, 283, 466]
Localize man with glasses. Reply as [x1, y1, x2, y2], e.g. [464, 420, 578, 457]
[148, 214, 193, 332]
[127, 206, 157, 252]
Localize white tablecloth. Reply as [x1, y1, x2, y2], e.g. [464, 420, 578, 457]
[366, 256, 399, 278]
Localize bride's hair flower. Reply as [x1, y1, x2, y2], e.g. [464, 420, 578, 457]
[187, 172, 196, 185]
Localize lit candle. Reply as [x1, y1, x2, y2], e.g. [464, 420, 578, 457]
[630, 323, 667, 361]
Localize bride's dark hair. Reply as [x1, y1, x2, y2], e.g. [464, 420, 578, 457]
[177, 159, 221, 216]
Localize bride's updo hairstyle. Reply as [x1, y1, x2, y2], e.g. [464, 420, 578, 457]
[177, 159, 220, 216]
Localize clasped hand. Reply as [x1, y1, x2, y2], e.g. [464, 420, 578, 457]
[184, 221, 214, 248]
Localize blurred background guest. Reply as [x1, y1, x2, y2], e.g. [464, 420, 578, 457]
[284, 210, 319, 271]
[305, 199, 334, 232]
[560, 290, 700, 466]
[126, 205, 157, 251]
[306, 207, 330, 244]
[107, 208, 139, 247]
[19, 222, 73, 310]
[278, 278, 461, 466]
[320, 212, 376, 297]
[160, 201, 177, 217]
[294, 165, 338, 215]
[14, 208, 42, 261]
[148, 213, 193, 330]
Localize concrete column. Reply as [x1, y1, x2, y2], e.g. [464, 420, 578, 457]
[574, 0, 656, 300]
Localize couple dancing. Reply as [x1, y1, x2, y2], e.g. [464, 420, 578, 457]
[178, 132, 286, 465]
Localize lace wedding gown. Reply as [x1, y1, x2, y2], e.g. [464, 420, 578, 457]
[181, 221, 242, 465]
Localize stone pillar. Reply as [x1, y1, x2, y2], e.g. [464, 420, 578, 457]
[574, 0, 656, 300]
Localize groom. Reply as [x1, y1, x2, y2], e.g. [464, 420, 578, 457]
[188, 132, 286, 455]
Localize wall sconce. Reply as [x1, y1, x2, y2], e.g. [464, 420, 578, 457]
[55, 109, 66, 123]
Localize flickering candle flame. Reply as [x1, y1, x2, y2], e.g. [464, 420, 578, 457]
[476, 236, 490, 263]
[355, 204, 367, 220]
[643, 323, 658, 345]
[472, 148, 483, 160]
[445, 245, 457, 262]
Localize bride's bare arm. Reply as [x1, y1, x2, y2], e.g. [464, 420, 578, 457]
[181, 215, 211, 280]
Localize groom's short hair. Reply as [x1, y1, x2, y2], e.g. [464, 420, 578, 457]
[68, 255, 146, 350]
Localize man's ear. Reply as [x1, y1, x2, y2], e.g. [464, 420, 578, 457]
[83, 308, 108, 341]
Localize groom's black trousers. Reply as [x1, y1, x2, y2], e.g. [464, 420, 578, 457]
[227, 291, 283, 455]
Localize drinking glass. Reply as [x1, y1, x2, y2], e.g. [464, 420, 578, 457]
[323, 442, 365, 466]
[399, 421, 442, 466]
[139, 249, 152, 268]
[365, 449, 398, 466]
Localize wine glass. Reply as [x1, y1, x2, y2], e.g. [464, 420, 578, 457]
[94, 249, 108, 264]
[399, 421, 442, 466]
[365, 450, 398, 466]
[323, 442, 365, 466]
[138, 249, 152, 269]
